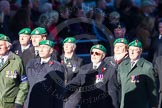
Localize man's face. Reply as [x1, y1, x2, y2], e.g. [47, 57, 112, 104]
[0, 40, 8, 56]
[91, 49, 105, 64]
[31, 35, 45, 47]
[63, 43, 75, 53]
[129, 46, 142, 61]
[114, 28, 125, 38]
[98, 0, 106, 9]
[158, 22, 162, 34]
[19, 34, 31, 46]
[114, 43, 127, 54]
[39, 45, 53, 58]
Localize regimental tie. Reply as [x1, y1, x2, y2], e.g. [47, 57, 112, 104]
[93, 65, 97, 70]
[0, 58, 4, 68]
[131, 61, 135, 69]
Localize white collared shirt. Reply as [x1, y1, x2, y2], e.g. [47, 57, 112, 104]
[93, 62, 101, 69]
[40, 57, 51, 64]
[21, 44, 30, 52]
[131, 58, 139, 67]
[0, 52, 9, 64]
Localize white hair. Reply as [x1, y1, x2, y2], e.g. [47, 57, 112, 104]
[6, 41, 12, 50]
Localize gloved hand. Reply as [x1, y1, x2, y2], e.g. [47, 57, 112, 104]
[14, 103, 23, 108]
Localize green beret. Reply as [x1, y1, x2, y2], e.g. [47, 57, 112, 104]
[141, 0, 155, 7]
[18, 28, 31, 35]
[0, 34, 11, 42]
[90, 44, 107, 53]
[31, 27, 47, 35]
[128, 40, 142, 48]
[63, 37, 76, 44]
[114, 38, 128, 46]
[39, 40, 54, 48]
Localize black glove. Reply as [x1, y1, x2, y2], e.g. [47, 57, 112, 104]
[15, 103, 23, 108]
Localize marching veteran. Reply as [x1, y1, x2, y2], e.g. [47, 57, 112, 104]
[25, 40, 65, 108]
[64, 44, 119, 108]
[117, 39, 158, 108]
[12, 28, 31, 57]
[0, 34, 28, 108]
[104, 38, 128, 68]
[22, 27, 59, 66]
[61, 37, 83, 108]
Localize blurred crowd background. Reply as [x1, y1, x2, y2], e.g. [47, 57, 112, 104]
[1, 0, 162, 63]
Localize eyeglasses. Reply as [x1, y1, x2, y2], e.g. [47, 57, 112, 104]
[90, 51, 102, 56]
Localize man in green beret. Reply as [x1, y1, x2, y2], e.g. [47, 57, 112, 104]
[0, 34, 29, 108]
[12, 28, 32, 57]
[25, 40, 65, 108]
[21, 27, 59, 66]
[61, 37, 83, 108]
[64, 44, 119, 108]
[105, 38, 128, 67]
[104, 38, 128, 108]
[117, 39, 158, 108]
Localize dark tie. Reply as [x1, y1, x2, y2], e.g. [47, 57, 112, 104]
[131, 61, 135, 68]
[93, 65, 97, 69]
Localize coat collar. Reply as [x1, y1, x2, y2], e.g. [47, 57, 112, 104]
[0, 51, 17, 71]
[124, 58, 145, 67]
[124, 58, 145, 72]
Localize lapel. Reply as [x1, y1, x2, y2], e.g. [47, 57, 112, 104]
[30, 46, 36, 57]
[0, 52, 15, 72]
[97, 61, 106, 74]
[86, 63, 94, 74]
[127, 58, 145, 75]
[17, 44, 23, 55]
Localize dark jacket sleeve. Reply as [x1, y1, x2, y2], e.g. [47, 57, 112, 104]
[64, 71, 83, 99]
[108, 70, 120, 108]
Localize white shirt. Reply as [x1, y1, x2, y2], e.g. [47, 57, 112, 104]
[0, 52, 9, 64]
[21, 44, 30, 52]
[93, 62, 101, 69]
[131, 58, 139, 67]
[40, 57, 51, 64]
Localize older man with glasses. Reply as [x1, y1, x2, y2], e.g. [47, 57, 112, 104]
[117, 39, 158, 108]
[64, 44, 119, 108]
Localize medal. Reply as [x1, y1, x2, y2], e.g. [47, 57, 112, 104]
[96, 74, 104, 83]
[72, 64, 76, 72]
[6, 70, 17, 78]
[131, 75, 139, 83]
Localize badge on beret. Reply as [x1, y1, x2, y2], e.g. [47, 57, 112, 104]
[46, 40, 50, 44]
[68, 39, 71, 42]
[35, 30, 39, 34]
[25, 30, 28, 34]
[135, 40, 138, 46]
[121, 38, 124, 42]
[96, 45, 100, 48]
